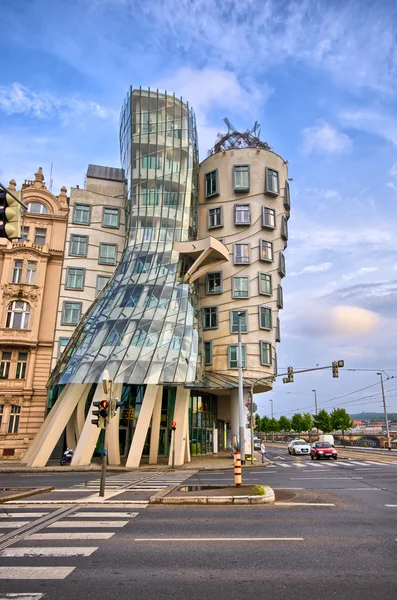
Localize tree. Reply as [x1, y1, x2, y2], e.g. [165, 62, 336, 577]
[302, 413, 313, 432]
[291, 413, 305, 435]
[331, 408, 353, 445]
[254, 413, 261, 433]
[270, 418, 280, 433]
[313, 409, 332, 433]
[279, 415, 292, 433]
[261, 416, 272, 433]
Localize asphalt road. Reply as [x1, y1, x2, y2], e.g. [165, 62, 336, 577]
[1, 449, 397, 599]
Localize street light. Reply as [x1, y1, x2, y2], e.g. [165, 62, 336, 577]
[237, 312, 245, 465]
[270, 398, 274, 442]
[377, 372, 391, 451]
[312, 389, 318, 439]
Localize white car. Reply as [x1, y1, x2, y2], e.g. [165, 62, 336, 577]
[288, 439, 311, 455]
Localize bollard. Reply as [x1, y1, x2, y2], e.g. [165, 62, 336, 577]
[234, 451, 242, 487]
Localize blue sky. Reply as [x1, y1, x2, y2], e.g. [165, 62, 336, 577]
[2, 0, 397, 419]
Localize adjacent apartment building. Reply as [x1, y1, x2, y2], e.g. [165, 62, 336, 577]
[0, 170, 68, 459]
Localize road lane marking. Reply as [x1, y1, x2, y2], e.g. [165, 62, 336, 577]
[70, 512, 138, 518]
[385, 505, 397, 507]
[0, 522, 30, 528]
[134, 537, 304, 542]
[0, 567, 75, 579]
[0, 594, 43, 599]
[289, 477, 363, 480]
[27, 532, 115, 540]
[275, 502, 335, 506]
[1, 547, 98, 557]
[0, 513, 48, 518]
[47, 520, 129, 528]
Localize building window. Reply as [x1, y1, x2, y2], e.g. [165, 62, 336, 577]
[234, 204, 251, 225]
[142, 155, 162, 170]
[8, 404, 21, 434]
[260, 240, 273, 262]
[204, 341, 213, 366]
[205, 170, 219, 198]
[12, 260, 23, 284]
[208, 206, 223, 229]
[259, 305, 272, 330]
[230, 310, 248, 334]
[265, 168, 279, 196]
[279, 252, 286, 277]
[260, 341, 272, 366]
[6, 301, 30, 329]
[99, 243, 117, 265]
[233, 165, 250, 191]
[206, 272, 222, 295]
[15, 352, 28, 379]
[27, 202, 48, 214]
[0, 405, 3, 427]
[58, 337, 70, 358]
[203, 306, 218, 330]
[262, 207, 276, 229]
[141, 188, 159, 206]
[96, 275, 111, 296]
[276, 317, 281, 342]
[277, 285, 284, 309]
[0, 351, 11, 379]
[62, 301, 82, 325]
[281, 216, 288, 242]
[73, 204, 91, 225]
[233, 242, 250, 265]
[284, 181, 291, 210]
[103, 207, 120, 228]
[25, 261, 37, 285]
[232, 276, 249, 299]
[21, 226, 29, 242]
[34, 228, 46, 245]
[259, 273, 272, 296]
[228, 344, 246, 369]
[66, 267, 85, 290]
[69, 235, 88, 257]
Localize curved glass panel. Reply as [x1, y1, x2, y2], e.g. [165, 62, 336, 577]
[50, 88, 202, 386]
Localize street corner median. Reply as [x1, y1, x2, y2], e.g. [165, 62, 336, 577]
[0, 486, 54, 503]
[150, 483, 275, 505]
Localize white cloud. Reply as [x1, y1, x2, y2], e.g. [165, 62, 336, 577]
[289, 262, 333, 277]
[0, 83, 113, 123]
[302, 121, 352, 155]
[340, 110, 397, 146]
[342, 267, 379, 282]
[390, 163, 397, 176]
[386, 181, 397, 191]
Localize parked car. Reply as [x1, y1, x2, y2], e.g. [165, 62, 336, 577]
[253, 438, 261, 451]
[288, 439, 311, 455]
[311, 442, 337, 460]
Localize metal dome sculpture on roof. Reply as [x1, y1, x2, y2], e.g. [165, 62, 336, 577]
[208, 118, 272, 156]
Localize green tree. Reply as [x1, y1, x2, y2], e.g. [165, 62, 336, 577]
[261, 415, 272, 433]
[331, 408, 353, 445]
[270, 418, 280, 433]
[302, 413, 313, 432]
[254, 413, 261, 433]
[279, 415, 292, 432]
[291, 413, 305, 435]
[313, 409, 332, 433]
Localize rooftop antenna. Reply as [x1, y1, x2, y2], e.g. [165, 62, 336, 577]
[49, 162, 53, 192]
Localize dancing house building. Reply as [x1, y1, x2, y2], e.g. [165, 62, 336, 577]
[24, 87, 290, 467]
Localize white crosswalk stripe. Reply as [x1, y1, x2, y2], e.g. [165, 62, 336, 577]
[0, 594, 44, 599]
[0, 513, 48, 518]
[47, 520, 129, 528]
[1, 547, 98, 558]
[0, 567, 75, 579]
[27, 533, 115, 540]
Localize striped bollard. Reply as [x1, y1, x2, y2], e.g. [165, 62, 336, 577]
[234, 451, 242, 487]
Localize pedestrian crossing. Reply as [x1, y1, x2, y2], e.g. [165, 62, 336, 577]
[0, 506, 144, 589]
[272, 459, 395, 468]
[69, 472, 189, 495]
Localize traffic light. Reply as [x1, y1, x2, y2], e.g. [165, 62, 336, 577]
[92, 401, 102, 427]
[332, 361, 339, 378]
[99, 400, 109, 419]
[283, 366, 294, 383]
[0, 189, 22, 240]
[171, 421, 176, 431]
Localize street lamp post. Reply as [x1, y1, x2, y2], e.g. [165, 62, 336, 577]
[270, 398, 274, 442]
[312, 389, 318, 439]
[237, 312, 245, 465]
[377, 372, 391, 451]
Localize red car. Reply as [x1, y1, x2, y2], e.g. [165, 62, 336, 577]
[311, 442, 337, 460]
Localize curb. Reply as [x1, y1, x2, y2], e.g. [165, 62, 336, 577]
[150, 485, 275, 505]
[0, 487, 54, 503]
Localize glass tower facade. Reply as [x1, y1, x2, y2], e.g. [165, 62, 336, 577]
[50, 88, 202, 386]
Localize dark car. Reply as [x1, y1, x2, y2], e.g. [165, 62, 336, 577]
[310, 442, 337, 460]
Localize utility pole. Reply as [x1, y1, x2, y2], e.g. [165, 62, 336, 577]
[99, 371, 112, 497]
[312, 389, 318, 439]
[270, 398, 274, 442]
[377, 372, 391, 451]
[237, 312, 245, 465]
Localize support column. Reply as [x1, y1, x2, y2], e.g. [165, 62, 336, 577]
[149, 386, 162, 465]
[107, 383, 122, 466]
[66, 415, 76, 449]
[75, 391, 87, 441]
[25, 384, 89, 467]
[168, 387, 190, 466]
[71, 385, 105, 466]
[125, 385, 162, 468]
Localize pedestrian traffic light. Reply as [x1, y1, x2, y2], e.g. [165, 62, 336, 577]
[332, 361, 339, 378]
[0, 189, 22, 240]
[92, 401, 102, 427]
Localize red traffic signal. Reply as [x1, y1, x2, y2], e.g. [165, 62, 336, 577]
[99, 399, 109, 419]
[100, 400, 109, 409]
[171, 421, 176, 430]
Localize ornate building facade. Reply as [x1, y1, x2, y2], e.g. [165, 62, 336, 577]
[0, 170, 68, 459]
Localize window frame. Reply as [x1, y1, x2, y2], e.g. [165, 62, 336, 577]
[0, 351, 11, 379]
[232, 276, 250, 299]
[102, 207, 120, 229]
[6, 301, 30, 329]
[205, 272, 222, 295]
[65, 267, 86, 291]
[265, 167, 280, 196]
[233, 165, 250, 192]
[260, 341, 272, 366]
[12, 260, 23, 284]
[204, 340, 213, 366]
[262, 207, 276, 230]
[284, 180, 291, 210]
[26, 202, 49, 215]
[61, 301, 83, 326]
[34, 228, 46, 245]
[230, 309, 248, 334]
[260, 239, 274, 263]
[21, 226, 30, 242]
[279, 252, 286, 277]
[277, 284, 284, 309]
[228, 344, 246, 369]
[99, 243, 117, 265]
[15, 352, 28, 380]
[259, 272, 272, 296]
[259, 305, 272, 330]
[96, 274, 111, 296]
[73, 203, 91, 225]
[233, 242, 251, 265]
[69, 234, 88, 257]
[281, 216, 288, 241]
[57, 337, 70, 358]
[8, 404, 21, 434]
[208, 206, 223, 229]
[205, 169, 219, 199]
[202, 306, 218, 330]
[276, 317, 281, 343]
[234, 204, 251, 225]
[25, 261, 37, 285]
